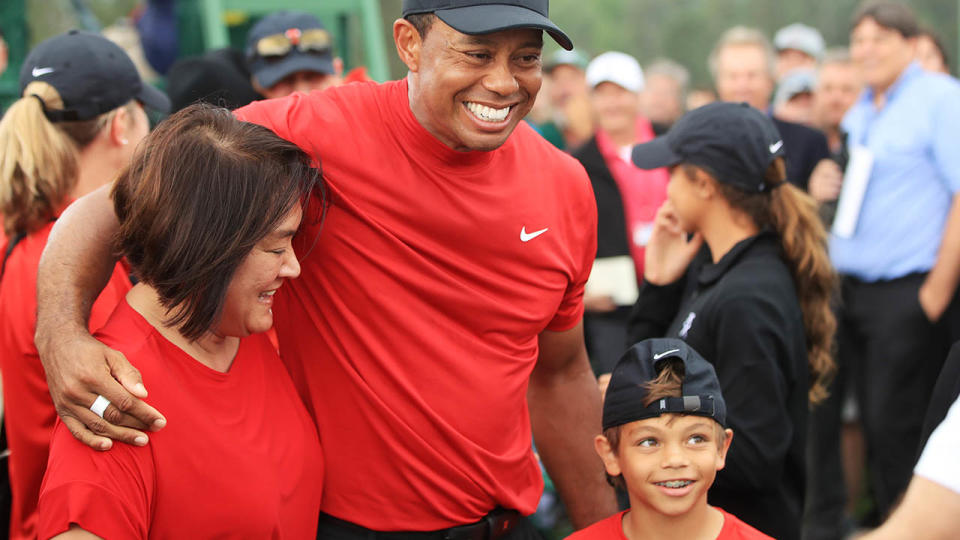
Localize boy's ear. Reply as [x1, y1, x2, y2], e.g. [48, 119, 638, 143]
[594, 434, 622, 477]
[716, 428, 734, 470]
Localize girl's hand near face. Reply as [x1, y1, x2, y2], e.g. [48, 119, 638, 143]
[643, 201, 703, 286]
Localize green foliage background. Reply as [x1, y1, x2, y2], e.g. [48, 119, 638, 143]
[13, 0, 960, 88]
[545, 0, 958, 87]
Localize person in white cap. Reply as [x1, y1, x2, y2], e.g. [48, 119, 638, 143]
[774, 23, 826, 81]
[573, 51, 670, 378]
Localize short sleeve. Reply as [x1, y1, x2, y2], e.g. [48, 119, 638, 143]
[234, 93, 327, 163]
[38, 421, 155, 539]
[915, 396, 960, 494]
[930, 86, 960, 193]
[547, 164, 598, 332]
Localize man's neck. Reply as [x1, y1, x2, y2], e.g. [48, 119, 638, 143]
[870, 63, 911, 110]
[622, 499, 724, 540]
[605, 123, 638, 149]
[824, 126, 843, 155]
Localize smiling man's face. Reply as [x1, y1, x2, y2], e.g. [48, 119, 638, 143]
[403, 18, 544, 152]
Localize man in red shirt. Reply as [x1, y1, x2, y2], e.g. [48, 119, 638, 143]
[33, 0, 617, 536]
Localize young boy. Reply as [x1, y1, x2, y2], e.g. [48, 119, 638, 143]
[570, 338, 771, 540]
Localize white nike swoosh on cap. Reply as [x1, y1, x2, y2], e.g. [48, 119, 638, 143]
[769, 140, 784, 153]
[32, 67, 55, 77]
[653, 349, 680, 360]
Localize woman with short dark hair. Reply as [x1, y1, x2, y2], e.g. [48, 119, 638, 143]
[37, 104, 325, 539]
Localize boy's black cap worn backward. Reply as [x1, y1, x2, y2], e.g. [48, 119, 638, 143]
[631, 101, 787, 193]
[602, 338, 727, 430]
[20, 30, 170, 122]
[402, 0, 573, 50]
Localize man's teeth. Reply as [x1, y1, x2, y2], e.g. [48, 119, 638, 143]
[259, 291, 276, 300]
[656, 480, 693, 488]
[466, 102, 510, 122]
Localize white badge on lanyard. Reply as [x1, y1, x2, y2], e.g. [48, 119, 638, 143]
[832, 145, 875, 239]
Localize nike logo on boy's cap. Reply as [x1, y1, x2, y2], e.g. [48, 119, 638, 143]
[769, 140, 784, 153]
[32, 67, 55, 77]
[653, 348, 680, 360]
[520, 227, 548, 242]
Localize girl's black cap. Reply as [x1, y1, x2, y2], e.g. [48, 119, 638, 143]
[602, 338, 728, 430]
[402, 0, 573, 50]
[631, 102, 786, 193]
[19, 30, 170, 122]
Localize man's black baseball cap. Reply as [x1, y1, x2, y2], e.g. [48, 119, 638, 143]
[19, 30, 170, 123]
[246, 11, 336, 90]
[402, 0, 573, 50]
[603, 338, 727, 430]
[631, 102, 786, 193]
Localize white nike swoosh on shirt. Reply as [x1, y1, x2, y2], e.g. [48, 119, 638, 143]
[653, 349, 680, 360]
[32, 67, 55, 77]
[520, 227, 549, 242]
[769, 140, 784, 153]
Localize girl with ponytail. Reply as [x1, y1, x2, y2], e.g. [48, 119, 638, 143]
[0, 30, 168, 540]
[625, 102, 835, 540]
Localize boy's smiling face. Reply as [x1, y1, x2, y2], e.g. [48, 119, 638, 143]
[596, 414, 733, 516]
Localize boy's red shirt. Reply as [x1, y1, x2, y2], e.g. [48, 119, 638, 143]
[566, 508, 773, 540]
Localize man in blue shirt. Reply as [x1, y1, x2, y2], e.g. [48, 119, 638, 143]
[830, 1, 960, 521]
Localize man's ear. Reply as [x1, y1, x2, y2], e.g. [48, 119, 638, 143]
[333, 57, 345, 78]
[716, 428, 734, 470]
[595, 434, 622, 477]
[394, 18, 423, 73]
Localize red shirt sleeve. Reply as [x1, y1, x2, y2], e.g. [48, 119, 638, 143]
[546, 160, 598, 332]
[234, 92, 328, 163]
[38, 422, 155, 540]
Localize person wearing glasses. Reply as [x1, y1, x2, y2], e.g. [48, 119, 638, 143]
[246, 11, 343, 99]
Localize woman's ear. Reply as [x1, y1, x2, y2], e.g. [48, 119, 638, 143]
[692, 167, 718, 200]
[108, 107, 131, 147]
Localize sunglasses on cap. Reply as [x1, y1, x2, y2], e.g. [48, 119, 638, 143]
[253, 28, 331, 58]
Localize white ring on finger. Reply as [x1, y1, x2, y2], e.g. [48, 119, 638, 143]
[89, 395, 110, 419]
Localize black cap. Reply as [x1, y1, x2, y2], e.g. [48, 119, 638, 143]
[602, 338, 727, 430]
[19, 30, 170, 122]
[402, 0, 573, 51]
[631, 102, 786, 193]
[246, 11, 335, 90]
[166, 49, 262, 112]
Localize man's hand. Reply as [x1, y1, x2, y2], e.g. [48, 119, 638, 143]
[37, 331, 166, 451]
[34, 184, 165, 450]
[919, 280, 951, 323]
[529, 322, 617, 529]
[583, 294, 617, 313]
[808, 159, 843, 203]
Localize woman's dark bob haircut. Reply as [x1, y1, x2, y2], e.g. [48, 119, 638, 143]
[112, 103, 323, 340]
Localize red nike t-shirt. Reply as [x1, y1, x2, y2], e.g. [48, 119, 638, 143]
[236, 79, 597, 530]
[37, 300, 323, 539]
[0, 221, 131, 540]
[566, 508, 773, 540]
